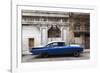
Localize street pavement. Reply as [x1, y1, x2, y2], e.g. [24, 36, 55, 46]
[22, 52, 90, 62]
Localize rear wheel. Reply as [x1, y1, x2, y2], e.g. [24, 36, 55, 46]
[73, 51, 80, 57]
[41, 52, 48, 58]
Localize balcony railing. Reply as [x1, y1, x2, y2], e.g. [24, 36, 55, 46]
[73, 28, 89, 32]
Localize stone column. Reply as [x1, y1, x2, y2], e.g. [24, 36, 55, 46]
[40, 25, 48, 46]
[61, 25, 69, 44]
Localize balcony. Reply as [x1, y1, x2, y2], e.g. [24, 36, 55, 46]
[73, 28, 89, 33]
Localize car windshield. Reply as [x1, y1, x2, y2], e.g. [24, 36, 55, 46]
[45, 44, 51, 47]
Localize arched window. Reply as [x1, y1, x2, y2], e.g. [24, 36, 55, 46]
[48, 25, 61, 38]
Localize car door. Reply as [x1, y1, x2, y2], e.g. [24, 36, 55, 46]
[53, 46, 66, 55]
[47, 42, 65, 55]
[46, 43, 58, 55]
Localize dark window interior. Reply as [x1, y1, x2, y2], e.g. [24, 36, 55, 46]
[48, 25, 61, 38]
[74, 33, 80, 37]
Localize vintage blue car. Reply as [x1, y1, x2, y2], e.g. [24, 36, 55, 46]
[30, 42, 83, 57]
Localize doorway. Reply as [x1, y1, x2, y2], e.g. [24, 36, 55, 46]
[29, 38, 34, 51]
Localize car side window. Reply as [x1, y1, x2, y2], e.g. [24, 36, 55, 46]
[45, 43, 58, 48]
[52, 43, 58, 47]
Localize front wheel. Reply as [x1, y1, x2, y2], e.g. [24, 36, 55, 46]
[73, 51, 80, 57]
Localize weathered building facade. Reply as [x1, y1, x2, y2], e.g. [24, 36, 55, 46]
[70, 13, 90, 49]
[22, 10, 90, 54]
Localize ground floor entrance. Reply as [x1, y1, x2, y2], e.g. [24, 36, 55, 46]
[29, 38, 34, 51]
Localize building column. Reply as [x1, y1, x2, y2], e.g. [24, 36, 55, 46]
[61, 25, 69, 44]
[40, 25, 48, 46]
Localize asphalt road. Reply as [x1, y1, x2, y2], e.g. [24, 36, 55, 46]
[22, 52, 90, 62]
